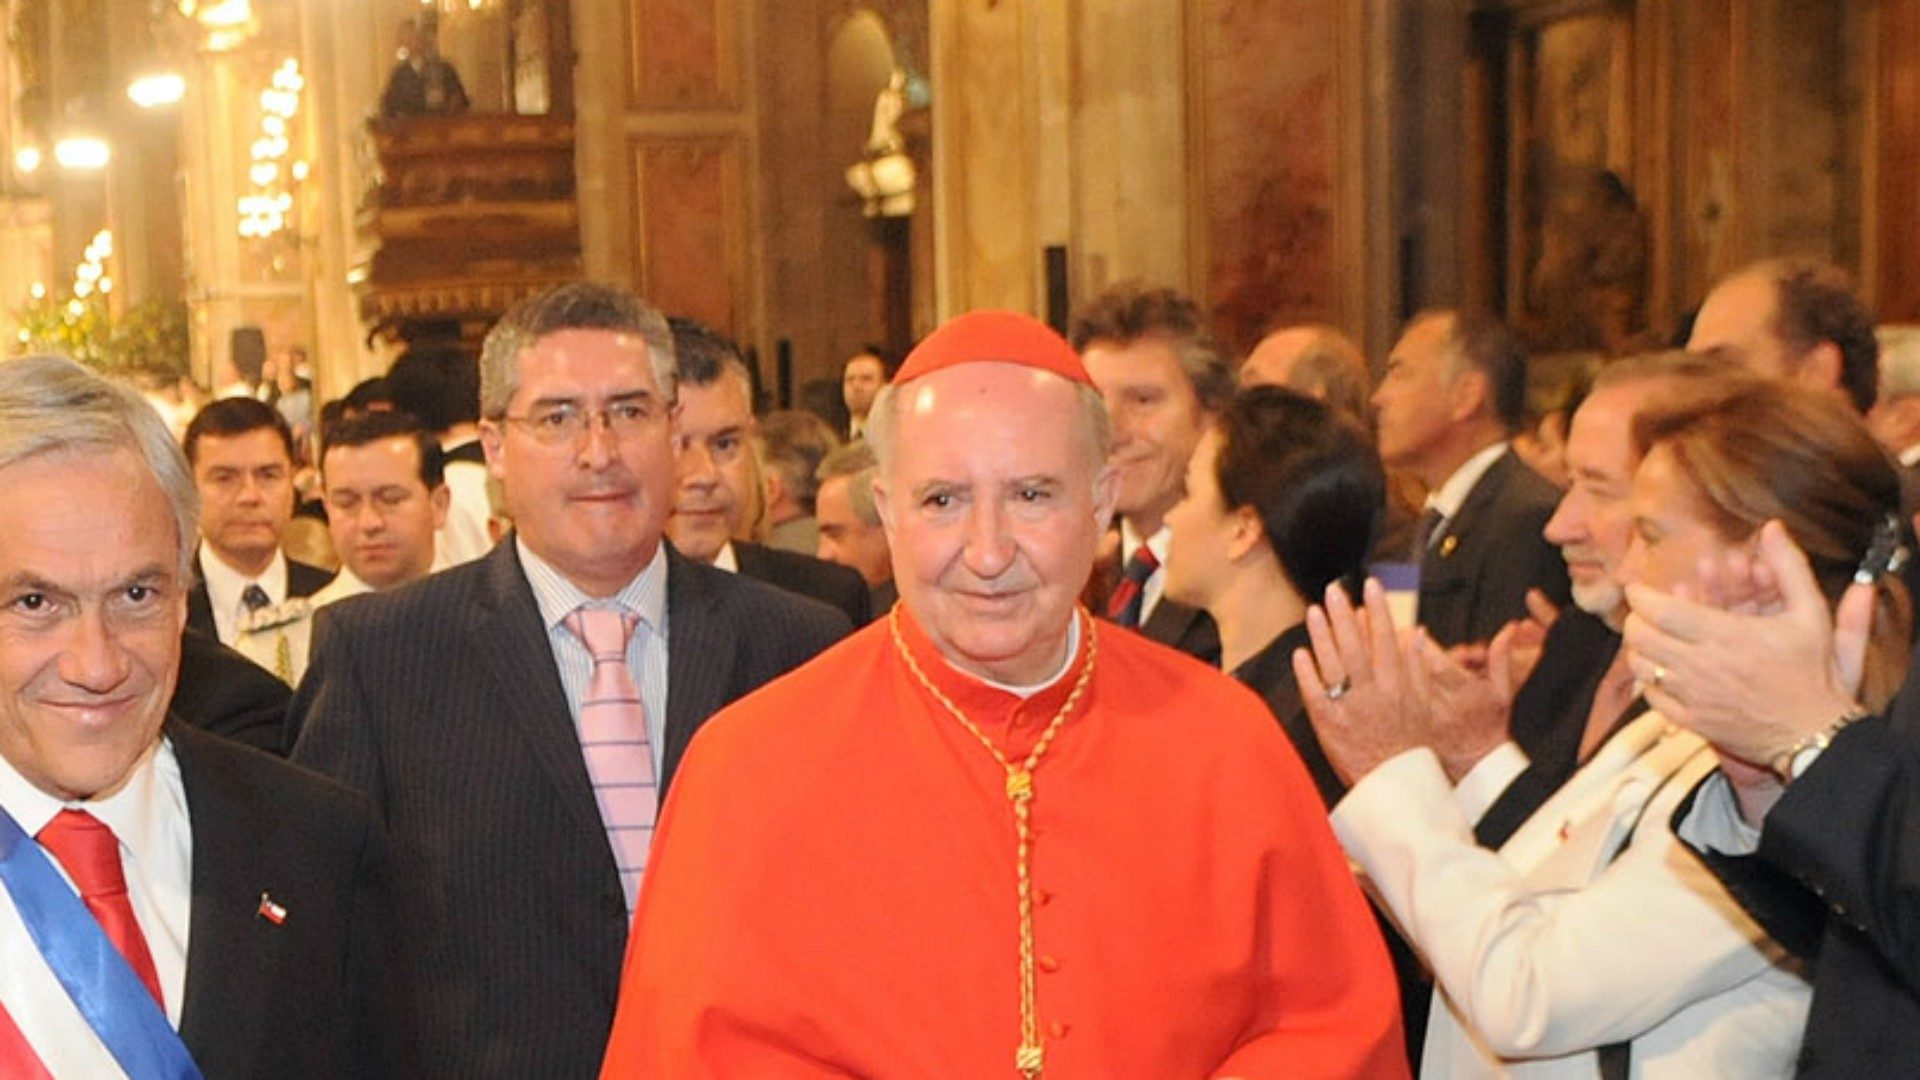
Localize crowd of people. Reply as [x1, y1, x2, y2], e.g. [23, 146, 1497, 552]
[0, 256, 1916, 1078]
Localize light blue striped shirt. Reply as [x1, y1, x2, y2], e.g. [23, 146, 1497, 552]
[516, 538, 671, 773]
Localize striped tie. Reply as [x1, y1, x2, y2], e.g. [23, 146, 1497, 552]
[564, 607, 656, 911]
[1105, 546, 1160, 628]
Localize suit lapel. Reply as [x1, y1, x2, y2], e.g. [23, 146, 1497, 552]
[469, 542, 605, 838]
[172, 725, 282, 1075]
[662, 551, 738, 790]
[1418, 449, 1512, 639]
[186, 551, 217, 640]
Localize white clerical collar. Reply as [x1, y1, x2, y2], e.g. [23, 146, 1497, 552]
[517, 536, 668, 634]
[200, 546, 290, 643]
[1425, 441, 1510, 521]
[968, 614, 1084, 699]
[712, 541, 739, 573]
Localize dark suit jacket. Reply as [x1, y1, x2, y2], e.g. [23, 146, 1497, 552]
[169, 722, 414, 1078]
[1140, 595, 1221, 665]
[1417, 449, 1570, 648]
[169, 629, 293, 756]
[287, 539, 848, 1080]
[185, 551, 334, 641]
[733, 540, 872, 627]
[1683, 687, 1920, 1077]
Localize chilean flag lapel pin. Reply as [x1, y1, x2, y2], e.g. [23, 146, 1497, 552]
[257, 892, 288, 925]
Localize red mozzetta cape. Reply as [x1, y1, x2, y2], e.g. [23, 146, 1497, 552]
[602, 608, 1409, 1078]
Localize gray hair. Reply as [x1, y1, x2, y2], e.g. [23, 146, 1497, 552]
[866, 373, 1113, 477]
[816, 440, 880, 526]
[0, 355, 199, 578]
[478, 282, 678, 418]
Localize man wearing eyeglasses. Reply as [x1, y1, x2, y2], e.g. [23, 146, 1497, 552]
[665, 317, 872, 628]
[288, 283, 851, 1080]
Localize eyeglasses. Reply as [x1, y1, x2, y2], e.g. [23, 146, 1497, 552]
[496, 400, 662, 446]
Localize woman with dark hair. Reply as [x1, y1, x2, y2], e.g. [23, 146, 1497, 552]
[1165, 385, 1385, 806]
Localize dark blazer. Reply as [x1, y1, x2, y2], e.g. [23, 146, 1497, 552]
[733, 539, 872, 627]
[1140, 595, 1221, 666]
[169, 722, 415, 1078]
[287, 539, 848, 1080]
[1473, 610, 1639, 849]
[185, 551, 334, 641]
[1416, 449, 1570, 648]
[1684, 690, 1920, 1078]
[169, 629, 293, 756]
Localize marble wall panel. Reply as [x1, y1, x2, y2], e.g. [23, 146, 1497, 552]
[1190, 0, 1344, 356]
[630, 0, 742, 111]
[634, 137, 747, 334]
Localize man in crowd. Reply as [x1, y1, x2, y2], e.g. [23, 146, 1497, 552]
[841, 346, 887, 439]
[1372, 309, 1568, 647]
[181, 397, 333, 646]
[754, 409, 840, 555]
[1686, 257, 1879, 415]
[601, 310, 1406, 1077]
[1441, 353, 1721, 845]
[1071, 283, 1231, 661]
[312, 411, 451, 603]
[386, 346, 494, 565]
[1238, 322, 1374, 422]
[813, 440, 895, 610]
[0, 356, 410, 1075]
[666, 318, 872, 627]
[289, 283, 848, 1079]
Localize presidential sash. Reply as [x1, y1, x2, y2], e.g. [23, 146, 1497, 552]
[0, 806, 202, 1079]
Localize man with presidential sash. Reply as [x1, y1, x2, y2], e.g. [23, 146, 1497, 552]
[0, 356, 413, 1078]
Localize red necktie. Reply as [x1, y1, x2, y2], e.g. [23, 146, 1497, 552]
[1105, 546, 1160, 628]
[36, 809, 164, 1007]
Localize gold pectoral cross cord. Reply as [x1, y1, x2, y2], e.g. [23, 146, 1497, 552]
[889, 607, 1097, 1079]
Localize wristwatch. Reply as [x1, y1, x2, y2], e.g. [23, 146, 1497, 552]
[1769, 707, 1867, 783]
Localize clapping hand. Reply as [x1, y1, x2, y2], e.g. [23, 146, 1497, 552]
[1293, 578, 1434, 787]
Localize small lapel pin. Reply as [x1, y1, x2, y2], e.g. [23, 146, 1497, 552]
[1439, 535, 1459, 558]
[257, 893, 288, 925]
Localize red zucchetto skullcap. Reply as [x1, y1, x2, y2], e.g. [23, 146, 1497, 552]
[892, 310, 1095, 388]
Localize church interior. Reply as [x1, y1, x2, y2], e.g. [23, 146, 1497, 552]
[2, 0, 1917, 397]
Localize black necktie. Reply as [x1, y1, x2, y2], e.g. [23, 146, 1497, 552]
[241, 583, 271, 612]
[1412, 507, 1446, 563]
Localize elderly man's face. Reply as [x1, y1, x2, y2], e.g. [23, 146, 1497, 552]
[667, 371, 756, 563]
[1543, 382, 1650, 627]
[876, 363, 1116, 684]
[0, 449, 185, 800]
[815, 472, 892, 587]
[323, 435, 448, 590]
[481, 328, 676, 597]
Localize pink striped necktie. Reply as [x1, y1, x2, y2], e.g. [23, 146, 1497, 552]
[564, 607, 656, 911]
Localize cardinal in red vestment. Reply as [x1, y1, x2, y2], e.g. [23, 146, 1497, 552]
[600, 310, 1408, 1079]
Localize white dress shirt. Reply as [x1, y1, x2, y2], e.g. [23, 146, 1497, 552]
[199, 547, 290, 646]
[0, 738, 193, 1042]
[519, 538, 671, 774]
